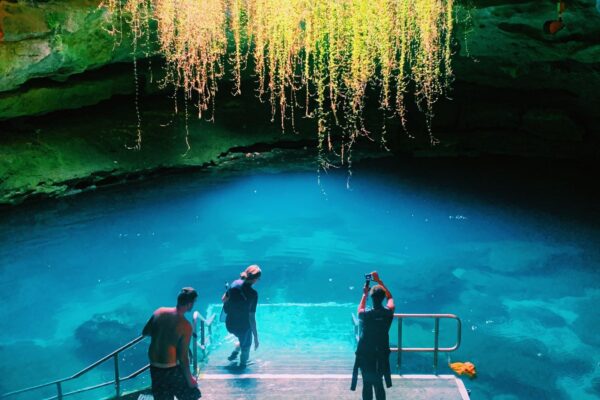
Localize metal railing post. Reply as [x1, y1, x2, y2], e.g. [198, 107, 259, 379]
[386, 313, 461, 374]
[193, 311, 200, 373]
[397, 317, 403, 371]
[193, 338, 198, 373]
[0, 313, 225, 399]
[433, 317, 440, 374]
[0, 335, 150, 399]
[113, 354, 120, 398]
[200, 320, 206, 347]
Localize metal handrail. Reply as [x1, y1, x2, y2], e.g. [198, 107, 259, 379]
[394, 313, 461, 372]
[0, 335, 146, 399]
[192, 312, 216, 374]
[43, 364, 150, 400]
[351, 312, 462, 373]
[1, 311, 217, 400]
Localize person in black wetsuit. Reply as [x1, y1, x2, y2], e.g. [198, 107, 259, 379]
[222, 264, 261, 367]
[351, 271, 395, 400]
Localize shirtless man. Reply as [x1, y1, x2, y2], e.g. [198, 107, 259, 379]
[142, 287, 201, 400]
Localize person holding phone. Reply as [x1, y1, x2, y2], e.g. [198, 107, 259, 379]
[351, 271, 395, 400]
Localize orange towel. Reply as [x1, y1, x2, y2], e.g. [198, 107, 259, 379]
[449, 361, 477, 378]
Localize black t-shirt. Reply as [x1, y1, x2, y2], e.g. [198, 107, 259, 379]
[356, 306, 394, 355]
[225, 279, 258, 332]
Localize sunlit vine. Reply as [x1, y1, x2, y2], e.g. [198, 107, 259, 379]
[104, 0, 456, 164]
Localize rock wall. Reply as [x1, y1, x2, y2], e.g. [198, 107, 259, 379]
[448, 0, 600, 151]
[0, 0, 153, 118]
[0, 0, 599, 204]
[0, 0, 598, 120]
[0, 84, 319, 204]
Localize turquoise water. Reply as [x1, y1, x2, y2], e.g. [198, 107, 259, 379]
[0, 158, 599, 399]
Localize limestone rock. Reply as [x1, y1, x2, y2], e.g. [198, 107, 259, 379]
[0, 0, 145, 92]
[0, 65, 135, 119]
[1, 0, 598, 116]
[0, 0, 599, 204]
[453, 1, 600, 122]
[522, 108, 584, 142]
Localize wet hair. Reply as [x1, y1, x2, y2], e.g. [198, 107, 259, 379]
[177, 287, 198, 307]
[240, 264, 262, 281]
[370, 285, 386, 306]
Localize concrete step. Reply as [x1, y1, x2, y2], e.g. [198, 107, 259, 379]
[129, 303, 472, 400]
[135, 374, 469, 400]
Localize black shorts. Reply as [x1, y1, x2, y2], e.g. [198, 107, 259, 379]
[150, 366, 201, 400]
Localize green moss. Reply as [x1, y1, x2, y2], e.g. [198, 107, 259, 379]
[46, 11, 66, 32]
[0, 74, 314, 204]
[0, 73, 134, 120]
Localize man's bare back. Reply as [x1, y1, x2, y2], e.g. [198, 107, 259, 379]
[143, 307, 192, 367]
[143, 288, 199, 399]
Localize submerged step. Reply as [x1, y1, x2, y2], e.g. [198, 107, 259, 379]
[203, 302, 357, 375]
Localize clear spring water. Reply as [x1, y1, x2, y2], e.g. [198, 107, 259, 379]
[0, 157, 598, 400]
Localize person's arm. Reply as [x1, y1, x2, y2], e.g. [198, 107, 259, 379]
[222, 285, 230, 302]
[250, 292, 259, 349]
[358, 281, 370, 314]
[372, 272, 395, 312]
[177, 323, 198, 388]
[142, 315, 154, 336]
[250, 312, 259, 350]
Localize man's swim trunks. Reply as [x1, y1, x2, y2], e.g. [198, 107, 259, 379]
[150, 365, 201, 400]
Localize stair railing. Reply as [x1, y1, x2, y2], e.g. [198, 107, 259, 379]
[192, 311, 216, 374]
[393, 313, 462, 372]
[0, 335, 148, 400]
[1, 311, 216, 400]
[352, 312, 462, 373]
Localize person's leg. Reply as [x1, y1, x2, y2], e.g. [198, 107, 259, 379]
[373, 377, 386, 400]
[228, 342, 241, 361]
[362, 381, 374, 400]
[172, 366, 201, 400]
[360, 361, 376, 400]
[238, 329, 253, 366]
[150, 366, 175, 400]
[374, 355, 387, 399]
[151, 390, 173, 400]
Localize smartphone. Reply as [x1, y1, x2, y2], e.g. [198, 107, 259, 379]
[365, 273, 372, 281]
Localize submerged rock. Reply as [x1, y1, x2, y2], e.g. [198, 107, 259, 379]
[462, 329, 593, 399]
[74, 313, 140, 360]
[591, 376, 600, 397]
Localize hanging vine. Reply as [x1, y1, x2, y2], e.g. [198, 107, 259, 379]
[104, 0, 457, 163]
